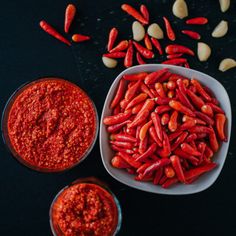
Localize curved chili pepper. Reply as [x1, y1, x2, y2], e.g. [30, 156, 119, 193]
[158, 71, 172, 83]
[120, 99, 129, 110]
[132, 102, 145, 114]
[181, 30, 201, 40]
[140, 83, 155, 98]
[155, 105, 171, 114]
[151, 37, 163, 55]
[197, 142, 206, 164]
[209, 127, 219, 152]
[191, 79, 212, 102]
[139, 135, 148, 154]
[169, 100, 196, 117]
[161, 177, 178, 188]
[143, 159, 171, 177]
[194, 111, 214, 126]
[140, 4, 149, 23]
[110, 141, 133, 149]
[168, 130, 183, 142]
[168, 110, 178, 132]
[107, 120, 131, 133]
[144, 34, 152, 50]
[189, 125, 211, 134]
[72, 34, 90, 43]
[107, 28, 118, 51]
[123, 72, 148, 81]
[157, 131, 171, 158]
[110, 134, 137, 143]
[181, 143, 202, 157]
[118, 152, 141, 169]
[137, 162, 154, 174]
[153, 168, 164, 185]
[125, 79, 141, 101]
[151, 112, 163, 141]
[173, 148, 199, 166]
[165, 44, 194, 56]
[139, 99, 155, 113]
[207, 103, 225, 114]
[170, 155, 186, 183]
[201, 104, 214, 117]
[124, 40, 134, 68]
[155, 82, 166, 98]
[139, 120, 153, 140]
[215, 114, 227, 141]
[144, 68, 168, 85]
[163, 17, 176, 41]
[111, 155, 131, 169]
[148, 126, 163, 147]
[133, 41, 154, 59]
[176, 89, 194, 111]
[128, 109, 149, 128]
[136, 52, 146, 65]
[110, 79, 126, 109]
[111, 145, 134, 155]
[104, 110, 132, 125]
[167, 53, 183, 59]
[135, 173, 153, 182]
[110, 40, 129, 53]
[39, 20, 71, 46]
[182, 115, 206, 125]
[186, 89, 205, 109]
[162, 58, 187, 65]
[136, 143, 157, 162]
[155, 96, 171, 105]
[103, 52, 126, 58]
[64, 4, 76, 33]
[121, 4, 148, 25]
[171, 131, 188, 151]
[186, 17, 208, 25]
[180, 119, 196, 131]
[161, 113, 170, 126]
[126, 93, 147, 110]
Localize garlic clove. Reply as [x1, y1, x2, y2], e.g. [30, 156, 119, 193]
[147, 23, 164, 39]
[132, 21, 145, 42]
[219, 58, 236, 72]
[172, 0, 188, 19]
[102, 57, 118, 68]
[219, 0, 230, 12]
[197, 42, 211, 62]
[212, 20, 228, 38]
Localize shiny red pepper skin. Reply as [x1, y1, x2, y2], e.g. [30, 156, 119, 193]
[171, 132, 188, 151]
[207, 103, 225, 114]
[39, 20, 71, 46]
[111, 155, 131, 169]
[121, 4, 149, 25]
[189, 125, 211, 134]
[161, 113, 170, 126]
[123, 72, 148, 81]
[157, 131, 171, 158]
[151, 112, 163, 141]
[144, 68, 168, 85]
[153, 168, 164, 185]
[135, 143, 157, 162]
[169, 100, 196, 117]
[148, 126, 163, 147]
[180, 119, 196, 131]
[176, 89, 194, 111]
[173, 148, 199, 166]
[186, 89, 205, 109]
[151, 37, 163, 55]
[103, 52, 126, 58]
[133, 41, 154, 59]
[185, 133, 198, 143]
[168, 130, 183, 142]
[144, 34, 152, 50]
[110, 133, 137, 143]
[155, 82, 166, 98]
[191, 79, 212, 102]
[215, 114, 227, 141]
[181, 30, 201, 40]
[104, 110, 132, 125]
[64, 4, 76, 33]
[118, 152, 141, 169]
[107, 120, 131, 133]
[110, 79, 126, 109]
[201, 105, 214, 117]
[126, 93, 147, 110]
[170, 155, 186, 183]
[125, 79, 141, 101]
[162, 58, 187, 65]
[163, 17, 176, 41]
[140, 4, 149, 23]
[107, 28, 118, 51]
[110, 40, 129, 53]
[155, 105, 171, 114]
[167, 53, 183, 59]
[209, 127, 219, 152]
[165, 44, 194, 56]
[111, 145, 134, 155]
[124, 40, 134, 68]
[128, 109, 150, 128]
[186, 17, 208, 25]
[136, 52, 146, 65]
[72, 34, 90, 43]
[139, 135, 148, 154]
[139, 120, 153, 140]
[110, 140, 133, 149]
[194, 111, 214, 126]
[181, 143, 202, 157]
[168, 111, 178, 132]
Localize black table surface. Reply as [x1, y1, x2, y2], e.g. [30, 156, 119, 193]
[0, 0, 236, 235]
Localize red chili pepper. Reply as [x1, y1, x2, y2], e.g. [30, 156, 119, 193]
[181, 30, 201, 40]
[189, 125, 211, 134]
[207, 103, 225, 114]
[176, 78, 187, 93]
[182, 115, 206, 125]
[171, 131, 188, 151]
[186, 17, 208, 25]
[139, 136, 148, 154]
[64, 4, 76, 33]
[123, 72, 148, 81]
[120, 99, 129, 110]
[139, 99, 155, 113]
[128, 109, 149, 128]
[170, 155, 186, 183]
[164, 165, 176, 178]
[169, 73, 188, 81]
[157, 131, 171, 158]
[215, 114, 227, 141]
[159, 175, 168, 185]
[186, 89, 205, 109]
[72, 34, 90, 43]
[181, 143, 202, 157]
[184, 62, 190, 68]
[161, 113, 170, 126]
[107, 120, 131, 133]
[110, 79, 126, 109]
[144, 34, 152, 50]
[135, 173, 153, 182]
[151, 37, 163, 55]
[155, 82, 166, 98]
[194, 111, 214, 126]
[197, 142, 206, 164]
[151, 112, 163, 141]
[135, 143, 157, 162]
[125, 126, 136, 137]
[209, 127, 219, 152]
[112, 105, 120, 115]
[167, 53, 183, 59]
[140, 83, 155, 98]
[136, 52, 146, 65]
[139, 120, 153, 140]
[126, 93, 147, 110]
[140, 4, 149, 23]
[163, 17, 176, 41]
[121, 4, 148, 25]
[191, 79, 212, 102]
[185, 133, 198, 143]
[103, 52, 126, 58]
[161, 177, 179, 188]
[148, 126, 163, 147]
[111, 145, 134, 155]
[176, 89, 194, 111]
[158, 71, 172, 83]
[169, 100, 195, 117]
[104, 110, 132, 125]
[39, 20, 71, 46]
[153, 168, 164, 185]
[168, 130, 183, 142]
[125, 79, 141, 101]
[124, 40, 134, 68]
[132, 102, 145, 114]
[144, 68, 168, 85]
[162, 58, 187, 65]
[110, 133, 137, 143]
[133, 41, 154, 59]
[110, 40, 129, 53]
[179, 119, 196, 131]
[173, 148, 199, 166]
[155, 96, 171, 105]
[107, 28, 118, 51]
[168, 111, 178, 132]
[118, 152, 141, 169]
[165, 44, 194, 56]
[110, 140, 133, 149]
[204, 145, 214, 159]
[201, 105, 214, 117]
[155, 105, 171, 114]
[111, 155, 131, 169]
[137, 162, 154, 174]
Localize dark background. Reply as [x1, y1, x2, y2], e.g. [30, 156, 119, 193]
[0, 0, 235, 235]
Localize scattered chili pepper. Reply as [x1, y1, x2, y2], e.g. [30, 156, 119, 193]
[179, 119, 196, 131]
[144, 34, 152, 50]
[209, 127, 219, 152]
[72, 34, 90, 43]
[189, 125, 211, 134]
[111, 145, 134, 155]
[169, 100, 196, 117]
[165, 44, 194, 56]
[140, 83, 155, 98]
[107, 28, 118, 52]
[140, 4, 149, 23]
[128, 109, 150, 128]
[197, 142, 206, 164]
[155, 83, 166, 98]
[162, 58, 187, 65]
[163, 17, 176, 41]
[133, 41, 154, 59]
[167, 53, 183, 59]
[168, 111, 178, 132]
[112, 105, 120, 115]
[103, 52, 126, 58]
[215, 114, 227, 141]
[126, 93, 147, 110]
[185, 133, 198, 143]
[124, 40, 134, 68]
[110, 140, 133, 149]
[155, 105, 171, 114]
[161, 177, 179, 188]
[39, 20, 71, 46]
[207, 103, 225, 114]
[123, 72, 148, 81]
[173, 148, 199, 165]
[151, 37, 163, 55]
[64, 4, 76, 33]
[182, 115, 206, 125]
[110, 40, 129, 53]
[157, 131, 171, 158]
[186, 17, 208, 25]
[139, 136, 148, 154]
[110, 79, 126, 109]
[181, 30, 201, 40]
[136, 52, 146, 65]
[121, 4, 148, 25]
[168, 130, 183, 142]
[205, 145, 214, 159]
[176, 89, 194, 111]
[120, 99, 129, 110]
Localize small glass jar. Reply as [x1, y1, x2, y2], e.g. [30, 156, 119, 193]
[50, 177, 122, 236]
[1, 78, 99, 172]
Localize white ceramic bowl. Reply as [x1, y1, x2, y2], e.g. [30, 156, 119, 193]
[99, 64, 232, 195]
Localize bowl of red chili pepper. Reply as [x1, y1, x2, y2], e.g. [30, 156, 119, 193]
[100, 64, 231, 195]
[50, 177, 122, 236]
[2, 78, 98, 172]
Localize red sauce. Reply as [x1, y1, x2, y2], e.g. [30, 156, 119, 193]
[51, 183, 119, 236]
[6, 78, 97, 171]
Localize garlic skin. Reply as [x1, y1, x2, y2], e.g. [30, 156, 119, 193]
[219, 58, 236, 72]
[132, 21, 145, 42]
[219, 0, 230, 12]
[147, 23, 164, 39]
[172, 0, 188, 19]
[197, 42, 211, 62]
[212, 20, 228, 38]
[102, 57, 118, 68]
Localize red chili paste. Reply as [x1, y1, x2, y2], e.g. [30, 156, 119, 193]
[7, 78, 97, 171]
[51, 183, 119, 236]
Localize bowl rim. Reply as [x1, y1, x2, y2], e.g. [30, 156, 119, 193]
[99, 64, 232, 195]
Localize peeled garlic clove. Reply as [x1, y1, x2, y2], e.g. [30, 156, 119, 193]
[172, 0, 188, 19]
[147, 23, 164, 39]
[132, 21, 145, 42]
[219, 58, 236, 72]
[102, 56, 118, 68]
[219, 0, 230, 12]
[212, 20, 228, 38]
[198, 42, 211, 62]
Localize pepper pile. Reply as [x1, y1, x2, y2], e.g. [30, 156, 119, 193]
[103, 68, 227, 188]
[39, 4, 90, 46]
